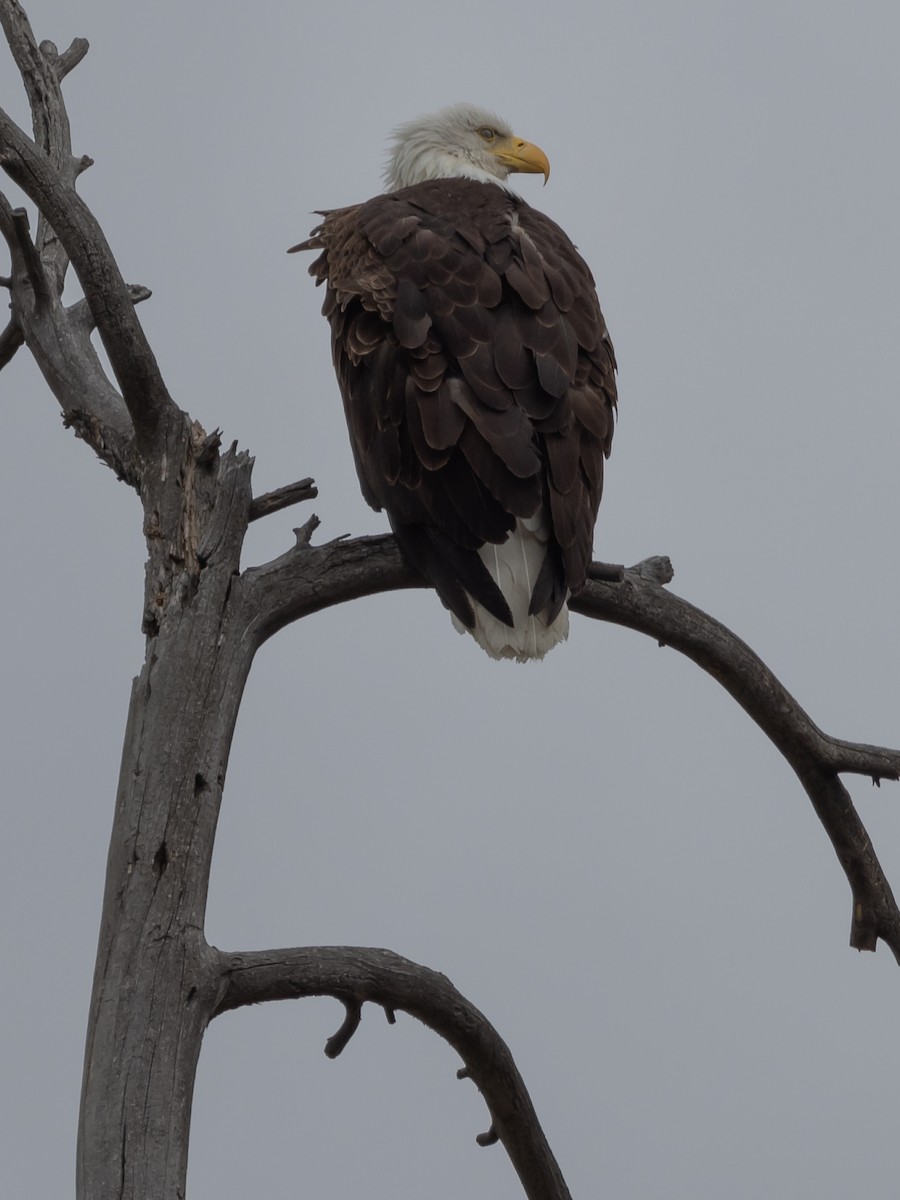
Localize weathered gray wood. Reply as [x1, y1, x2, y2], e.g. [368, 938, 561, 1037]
[245, 531, 900, 959]
[78, 445, 256, 1198]
[0, 6, 173, 448]
[3, 4, 900, 1199]
[214, 945, 573, 1200]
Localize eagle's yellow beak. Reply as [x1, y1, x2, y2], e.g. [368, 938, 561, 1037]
[492, 135, 550, 184]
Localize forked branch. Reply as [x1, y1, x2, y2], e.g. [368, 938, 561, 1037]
[0, 2, 174, 447]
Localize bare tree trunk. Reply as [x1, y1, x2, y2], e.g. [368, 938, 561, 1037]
[77, 446, 253, 1198]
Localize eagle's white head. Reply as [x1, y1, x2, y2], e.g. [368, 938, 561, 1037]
[383, 103, 550, 192]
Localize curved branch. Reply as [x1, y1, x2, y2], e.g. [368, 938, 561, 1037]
[0, 110, 173, 445]
[214, 945, 572, 1200]
[243, 530, 426, 642]
[323, 996, 362, 1058]
[243, 532, 900, 959]
[570, 575, 900, 959]
[0, 195, 139, 480]
[0, 4, 84, 291]
[0, 7, 149, 481]
[0, 5, 174, 448]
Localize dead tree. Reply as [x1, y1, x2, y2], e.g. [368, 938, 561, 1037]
[2, 4, 899, 1197]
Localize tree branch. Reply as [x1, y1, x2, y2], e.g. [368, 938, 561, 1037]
[0, 315, 22, 367]
[244, 532, 900, 959]
[0, 4, 85, 291]
[0, 7, 150, 483]
[42, 35, 89, 82]
[66, 283, 152, 332]
[214, 945, 572, 1200]
[0, 109, 173, 445]
[248, 476, 318, 522]
[0, 2, 174, 449]
[7, 201, 48, 303]
[571, 571, 900, 959]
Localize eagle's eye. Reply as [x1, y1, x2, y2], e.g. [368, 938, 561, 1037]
[477, 127, 495, 142]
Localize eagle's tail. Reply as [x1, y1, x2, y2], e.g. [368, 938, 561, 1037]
[451, 516, 569, 661]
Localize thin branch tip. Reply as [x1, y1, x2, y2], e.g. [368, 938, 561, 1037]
[627, 555, 675, 585]
[196, 428, 223, 466]
[60, 36, 90, 74]
[324, 997, 362, 1059]
[40, 36, 90, 79]
[0, 69, 177, 442]
[9, 207, 50, 306]
[248, 477, 318, 522]
[67, 283, 152, 331]
[293, 513, 321, 547]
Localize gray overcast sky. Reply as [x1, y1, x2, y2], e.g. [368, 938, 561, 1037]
[3, 1, 900, 1196]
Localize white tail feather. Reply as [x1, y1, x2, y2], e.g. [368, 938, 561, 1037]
[450, 517, 569, 661]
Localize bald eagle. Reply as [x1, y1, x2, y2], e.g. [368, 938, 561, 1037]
[291, 104, 616, 660]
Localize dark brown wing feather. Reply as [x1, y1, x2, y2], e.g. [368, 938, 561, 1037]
[293, 178, 616, 627]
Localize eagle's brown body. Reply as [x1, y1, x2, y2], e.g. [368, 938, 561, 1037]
[298, 176, 616, 658]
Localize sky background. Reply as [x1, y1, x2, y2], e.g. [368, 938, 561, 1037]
[2, 1, 900, 1196]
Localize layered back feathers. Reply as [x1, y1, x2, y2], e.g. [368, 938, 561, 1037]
[294, 109, 616, 659]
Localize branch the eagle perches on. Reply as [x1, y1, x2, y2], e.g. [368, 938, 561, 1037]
[2, 5, 899, 1199]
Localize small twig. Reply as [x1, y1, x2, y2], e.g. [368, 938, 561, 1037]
[476, 1126, 499, 1147]
[0, 191, 17, 256]
[67, 282, 151, 332]
[0, 317, 23, 368]
[0, 88, 176, 446]
[324, 997, 362, 1059]
[383, 1006, 396, 1025]
[293, 514, 321, 547]
[586, 560, 626, 582]
[40, 36, 89, 80]
[9, 207, 50, 307]
[215, 945, 572, 1200]
[196, 428, 222, 466]
[248, 477, 318, 522]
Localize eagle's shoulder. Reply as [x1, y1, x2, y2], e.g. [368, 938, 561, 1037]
[297, 177, 617, 608]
